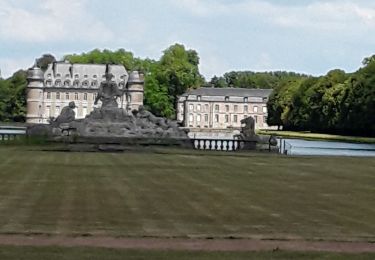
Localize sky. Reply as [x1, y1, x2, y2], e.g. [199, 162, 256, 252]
[1, 0, 375, 80]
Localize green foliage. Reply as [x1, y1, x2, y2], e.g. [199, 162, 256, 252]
[267, 58, 375, 136]
[0, 70, 27, 122]
[209, 71, 307, 89]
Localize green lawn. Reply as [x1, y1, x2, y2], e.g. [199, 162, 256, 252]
[0, 246, 374, 260]
[0, 146, 374, 241]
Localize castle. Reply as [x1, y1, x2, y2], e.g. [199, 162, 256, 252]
[26, 62, 144, 124]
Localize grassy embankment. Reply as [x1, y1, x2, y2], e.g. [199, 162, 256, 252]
[258, 130, 375, 143]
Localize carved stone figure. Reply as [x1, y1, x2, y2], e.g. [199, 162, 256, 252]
[94, 73, 123, 108]
[52, 101, 76, 126]
[239, 116, 256, 139]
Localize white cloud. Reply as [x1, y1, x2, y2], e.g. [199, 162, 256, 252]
[169, 0, 375, 31]
[0, 0, 113, 43]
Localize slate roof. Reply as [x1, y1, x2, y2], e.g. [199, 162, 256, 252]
[182, 88, 272, 98]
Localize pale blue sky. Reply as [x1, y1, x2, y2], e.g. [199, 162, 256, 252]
[1, 0, 375, 79]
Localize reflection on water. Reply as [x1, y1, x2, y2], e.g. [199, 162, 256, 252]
[279, 138, 375, 157]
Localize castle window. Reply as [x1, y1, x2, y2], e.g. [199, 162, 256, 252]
[55, 106, 60, 116]
[244, 105, 248, 112]
[74, 74, 79, 79]
[233, 115, 238, 123]
[225, 105, 229, 112]
[263, 106, 267, 113]
[204, 114, 208, 122]
[215, 114, 219, 122]
[65, 74, 70, 78]
[65, 93, 69, 100]
[204, 104, 209, 112]
[74, 93, 79, 100]
[46, 92, 51, 99]
[197, 104, 201, 112]
[215, 105, 219, 112]
[91, 81, 97, 87]
[263, 97, 267, 102]
[82, 81, 89, 87]
[234, 105, 238, 112]
[197, 95, 201, 101]
[263, 116, 267, 123]
[254, 115, 258, 123]
[189, 114, 193, 122]
[46, 80, 52, 87]
[244, 97, 248, 102]
[73, 80, 79, 87]
[253, 106, 258, 113]
[84, 93, 87, 101]
[55, 80, 62, 87]
[56, 92, 60, 99]
[93, 75, 97, 79]
[46, 105, 51, 117]
[56, 74, 61, 77]
[47, 74, 52, 78]
[84, 75, 88, 78]
[225, 114, 229, 123]
[197, 114, 201, 122]
[189, 104, 194, 111]
[64, 80, 70, 87]
[225, 96, 229, 101]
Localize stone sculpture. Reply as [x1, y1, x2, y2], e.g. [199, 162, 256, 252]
[94, 73, 123, 108]
[51, 101, 76, 126]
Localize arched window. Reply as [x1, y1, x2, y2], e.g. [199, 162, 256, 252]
[73, 80, 79, 87]
[46, 80, 52, 87]
[64, 80, 70, 87]
[91, 81, 97, 87]
[55, 80, 62, 87]
[82, 81, 89, 87]
[244, 97, 248, 102]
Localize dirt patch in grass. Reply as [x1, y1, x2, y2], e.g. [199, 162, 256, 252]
[0, 235, 374, 253]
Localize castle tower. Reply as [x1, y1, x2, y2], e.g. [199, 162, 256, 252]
[26, 65, 44, 123]
[127, 71, 144, 112]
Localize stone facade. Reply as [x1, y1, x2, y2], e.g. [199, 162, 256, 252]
[177, 88, 273, 134]
[26, 62, 144, 124]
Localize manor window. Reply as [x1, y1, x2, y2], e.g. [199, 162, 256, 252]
[233, 115, 238, 123]
[244, 105, 248, 113]
[225, 105, 229, 112]
[263, 106, 267, 113]
[46, 92, 51, 99]
[74, 93, 79, 100]
[197, 104, 201, 112]
[225, 114, 229, 123]
[65, 93, 69, 100]
[83, 93, 87, 101]
[215, 105, 219, 112]
[56, 92, 60, 99]
[253, 106, 258, 113]
[234, 105, 238, 112]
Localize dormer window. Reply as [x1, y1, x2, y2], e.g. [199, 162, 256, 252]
[84, 75, 88, 78]
[197, 95, 201, 101]
[91, 81, 97, 87]
[244, 97, 248, 102]
[73, 80, 79, 87]
[56, 74, 61, 77]
[46, 80, 52, 87]
[55, 80, 62, 87]
[225, 96, 229, 102]
[65, 74, 70, 78]
[64, 80, 70, 87]
[74, 74, 79, 79]
[82, 81, 89, 87]
[47, 74, 52, 78]
[93, 75, 97, 79]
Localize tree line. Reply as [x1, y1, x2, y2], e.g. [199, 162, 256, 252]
[267, 57, 375, 136]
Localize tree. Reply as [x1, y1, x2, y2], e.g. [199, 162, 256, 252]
[36, 54, 56, 71]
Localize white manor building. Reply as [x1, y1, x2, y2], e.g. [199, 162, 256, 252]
[26, 62, 144, 124]
[177, 88, 273, 137]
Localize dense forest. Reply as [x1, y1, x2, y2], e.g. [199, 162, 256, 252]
[267, 56, 375, 136]
[0, 45, 374, 136]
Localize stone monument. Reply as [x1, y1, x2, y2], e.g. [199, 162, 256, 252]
[235, 116, 259, 150]
[28, 69, 189, 148]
